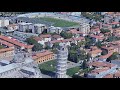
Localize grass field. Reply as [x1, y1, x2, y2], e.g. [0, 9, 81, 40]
[39, 60, 56, 76]
[38, 17, 79, 27]
[0, 45, 4, 49]
[67, 66, 80, 77]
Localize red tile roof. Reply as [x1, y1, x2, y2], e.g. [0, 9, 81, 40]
[90, 67, 110, 74]
[103, 74, 113, 78]
[0, 39, 14, 47]
[99, 53, 113, 59]
[67, 29, 83, 34]
[32, 50, 54, 60]
[90, 35, 104, 40]
[110, 22, 120, 25]
[39, 34, 51, 38]
[0, 35, 33, 49]
[33, 36, 42, 42]
[88, 61, 115, 68]
[114, 71, 120, 77]
[0, 48, 14, 53]
[52, 35, 62, 39]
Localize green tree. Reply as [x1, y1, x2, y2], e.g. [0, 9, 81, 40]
[52, 42, 59, 49]
[95, 41, 103, 48]
[25, 37, 37, 45]
[101, 49, 108, 55]
[106, 52, 119, 62]
[60, 31, 73, 39]
[82, 60, 88, 69]
[45, 45, 51, 50]
[32, 43, 43, 51]
[100, 29, 110, 34]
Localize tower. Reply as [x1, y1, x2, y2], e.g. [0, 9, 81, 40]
[56, 43, 68, 78]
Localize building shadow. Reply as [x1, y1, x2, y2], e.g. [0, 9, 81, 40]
[40, 69, 55, 77]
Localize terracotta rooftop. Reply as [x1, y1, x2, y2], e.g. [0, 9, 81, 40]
[90, 35, 104, 40]
[110, 22, 120, 25]
[88, 61, 115, 68]
[67, 29, 83, 34]
[0, 48, 14, 53]
[90, 67, 110, 75]
[52, 35, 63, 39]
[99, 53, 113, 59]
[0, 35, 33, 49]
[0, 39, 14, 47]
[49, 37, 85, 44]
[32, 50, 54, 60]
[33, 36, 42, 42]
[103, 74, 113, 78]
[114, 71, 120, 77]
[39, 34, 51, 38]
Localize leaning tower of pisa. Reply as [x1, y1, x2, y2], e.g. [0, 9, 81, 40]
[56, 43, 68, 78]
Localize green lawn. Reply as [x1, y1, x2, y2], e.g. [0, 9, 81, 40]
[0, 45, 4, 49]
[67, 66, 80, 77]
[38, 17, 79, 27]
[39, 60, 56, 74]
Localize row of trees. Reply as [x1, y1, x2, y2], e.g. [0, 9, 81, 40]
[25, 37, 43, 51]
[68, 43, 91, 63]
[81, 12, 103, 21]
[60, 31, 73, 39]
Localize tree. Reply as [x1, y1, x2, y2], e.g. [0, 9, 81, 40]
[32, 43, 43, 51]
[100, 29, 110, 34]
[52, 43, 59, 49]
[95, 41, 103, 48]
[82, 60, 88, 69]
[101, 49, 108, 55]
[45, 45, 51, 50]
[60, 31, 73, 39]
[106, 52, 119, 62]
[25, 37, 37, 45]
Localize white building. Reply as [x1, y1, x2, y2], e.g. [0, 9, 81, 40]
[7, 24, 19, 30]
[0, 19, 9, 27]
[18, 22, 34, 33]
[56, 43, 68, 78]
[79, 23, 90, 35]
[48, 26, 63, 34]
[34, 24, 47, 34]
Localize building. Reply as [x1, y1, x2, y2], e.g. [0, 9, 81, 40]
[90, 33, 104, 42]
[0, 18, 9, 27]
[56, 43, 68, 78]
[48, 26, 63, 34]
[98, 53, 113, 62]
[52, 35, 64, 41]
[0, 35, 33, 53]
[34, 24, 47, 34]
[79, 23, 90, 35]
[0, 39, 15, 60]
[0, 53, 42, 78]
[32, 50, 55, 64]
[67, 29, 84, 37]
[18, 22, 34, 33]
[33, 34, 51, 47]
[47, 37, 85, 48]
[87, 61, 118, 78]
[7, 24, 19, 30]
[87, 46, 102, 59]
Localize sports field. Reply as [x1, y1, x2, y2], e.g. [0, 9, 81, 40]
[38, 17, 79, 27]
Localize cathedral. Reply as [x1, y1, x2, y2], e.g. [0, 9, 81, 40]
[0, 52, 42, 78]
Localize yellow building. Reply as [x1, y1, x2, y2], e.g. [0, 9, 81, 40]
[0, 48, 14, 59]
[32, 50, 55, 64]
